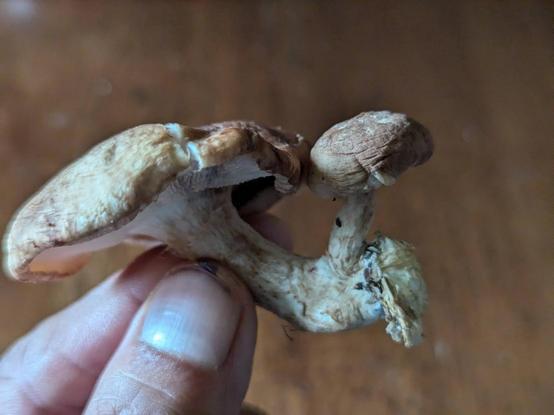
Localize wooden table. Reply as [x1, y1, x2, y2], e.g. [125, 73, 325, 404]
[0, 1, 551, 413]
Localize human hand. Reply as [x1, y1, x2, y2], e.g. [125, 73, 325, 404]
[0, 214, 290, 414]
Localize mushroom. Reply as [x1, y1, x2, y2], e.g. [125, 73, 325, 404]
[2, 111, 433, 347]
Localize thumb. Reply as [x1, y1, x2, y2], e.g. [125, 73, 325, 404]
[84, 262, 257, 415]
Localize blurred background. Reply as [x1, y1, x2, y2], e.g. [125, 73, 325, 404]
[0, 1, 551, 414]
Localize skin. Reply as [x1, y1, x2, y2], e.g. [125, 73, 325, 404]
[0, 213, 289, 415]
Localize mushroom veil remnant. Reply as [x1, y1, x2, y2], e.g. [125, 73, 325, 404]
[2, 111, 433, 347]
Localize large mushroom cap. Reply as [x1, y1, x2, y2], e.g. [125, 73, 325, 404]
[3, 122, 308, 282]
[308, 111, 433, 197]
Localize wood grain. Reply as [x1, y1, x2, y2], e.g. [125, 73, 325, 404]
[0, 1, 551, 413]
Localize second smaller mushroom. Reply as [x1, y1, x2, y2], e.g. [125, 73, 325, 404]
[3, 111, 433, 347]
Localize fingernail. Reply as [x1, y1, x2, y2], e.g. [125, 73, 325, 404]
[140, 265, 241, 369]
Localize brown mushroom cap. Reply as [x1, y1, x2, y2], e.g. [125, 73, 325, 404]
[308, 111, 433, 197]
[3, 122, 308, 282]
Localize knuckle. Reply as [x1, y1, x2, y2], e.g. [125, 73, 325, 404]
[0, 324, 90, 413]
[0, 375, 42, 415]
[87, 370, 186, 415]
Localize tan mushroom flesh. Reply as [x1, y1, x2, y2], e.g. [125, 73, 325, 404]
[3, 111, 433, 347]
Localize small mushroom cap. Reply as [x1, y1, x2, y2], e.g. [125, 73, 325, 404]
[3, 122, 308, 282]
[308, 111, 433, 197]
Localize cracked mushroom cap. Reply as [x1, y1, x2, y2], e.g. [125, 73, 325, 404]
[308, 111, 433, 197]
[3, 121, 308, 282]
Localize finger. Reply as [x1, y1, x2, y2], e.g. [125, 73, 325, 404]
[0, 247, 184, 415]
[85, 263, 256, 415]
[0, 214, 287, 414]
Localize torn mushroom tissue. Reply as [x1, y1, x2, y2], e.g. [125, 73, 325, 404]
[2, 111, 433, 347]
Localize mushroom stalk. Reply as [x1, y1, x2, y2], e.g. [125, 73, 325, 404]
[327, 192, 374, 275]
[135, 184, 423, 345]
